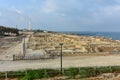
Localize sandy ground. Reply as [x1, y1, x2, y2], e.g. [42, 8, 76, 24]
[0, 55, 120, 72]
[0, 36, 29, 60]
[0, 42, 22, 60]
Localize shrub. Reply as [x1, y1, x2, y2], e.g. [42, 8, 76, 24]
[86, 67, 97, 77]
[7, 71, 25, 78]
[97, 67, 112, 74]
[21, 74, 33, 80]
[46, 69, 60, 77]
[79, 68, 88, 78]
[111, 66, 120, 73]
[64, 68, 79, 79]
[79, 67, 100, 78]
[0, 72, 4, 78]
[26, 69, 45, 79]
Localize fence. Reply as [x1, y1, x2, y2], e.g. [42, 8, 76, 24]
[109, 51, 120, 54]
[13, 54, 59, 61]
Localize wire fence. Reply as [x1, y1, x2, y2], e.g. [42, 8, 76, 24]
[13, 54, 59, 61]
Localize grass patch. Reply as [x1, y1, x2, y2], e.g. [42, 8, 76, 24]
[0, 66, 120, 79]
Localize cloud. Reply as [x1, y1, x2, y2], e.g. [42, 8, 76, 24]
[22, 0, 120, 31]
[11, 6, 23, 14]
[93, 5, 120, 16]
[0, 8, 27, 29]
[78, 4, 120, 31]
[41, 0, 81, 14]
[91, 5, 120, 22]
[1, 0, 120, 31]
[42, 0, 57, 14]
[14, 8, 23, 14]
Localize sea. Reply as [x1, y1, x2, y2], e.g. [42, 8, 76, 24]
[60, 31, 120, 40]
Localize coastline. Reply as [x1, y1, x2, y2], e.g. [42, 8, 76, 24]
[60, 31, 120, 40]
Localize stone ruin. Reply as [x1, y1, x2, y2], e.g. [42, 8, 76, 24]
[27, 32, 120, 55]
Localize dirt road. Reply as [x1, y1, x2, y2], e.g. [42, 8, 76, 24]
[0, 55, 120, 72]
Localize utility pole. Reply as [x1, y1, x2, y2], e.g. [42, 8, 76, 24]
[59, 43, 63, 75]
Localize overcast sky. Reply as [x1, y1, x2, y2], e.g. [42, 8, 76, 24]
[0, 0, 120, 31]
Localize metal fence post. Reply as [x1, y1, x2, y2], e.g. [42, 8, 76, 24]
[13, 54, 15, 61]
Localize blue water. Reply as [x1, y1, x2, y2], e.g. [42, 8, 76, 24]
[60, 31, 120, 40]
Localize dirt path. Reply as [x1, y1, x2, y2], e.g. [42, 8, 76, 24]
[0, 36, 30, 60]
[0, 42, 22, 60]
[0, 55, 120, 72]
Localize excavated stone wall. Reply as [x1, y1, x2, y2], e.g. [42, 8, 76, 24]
[27, 32, 120, 55]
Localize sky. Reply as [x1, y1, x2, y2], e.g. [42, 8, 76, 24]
[0, 0, 120, 32]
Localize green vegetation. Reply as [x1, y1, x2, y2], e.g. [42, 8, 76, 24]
[64, 68, 79, 79]
[33, 29, 45, 33]
[0, 25, 19, 36]
[0, 66, 120, 79]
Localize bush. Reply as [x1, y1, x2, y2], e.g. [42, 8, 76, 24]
[7, 71, 25, 78]
[64, 68, 79, 79]
[0, 72, 4, 78]
[86, 67, 97, 77]
[79, 68, 88, 78]
[46, 69, 60, 77]
[21, 74, 33, 80]
[111, 66, 120, 73]
[79, 67, 95, 78]
[97, 67, 112, 74]
[26, 69, 45, 79]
